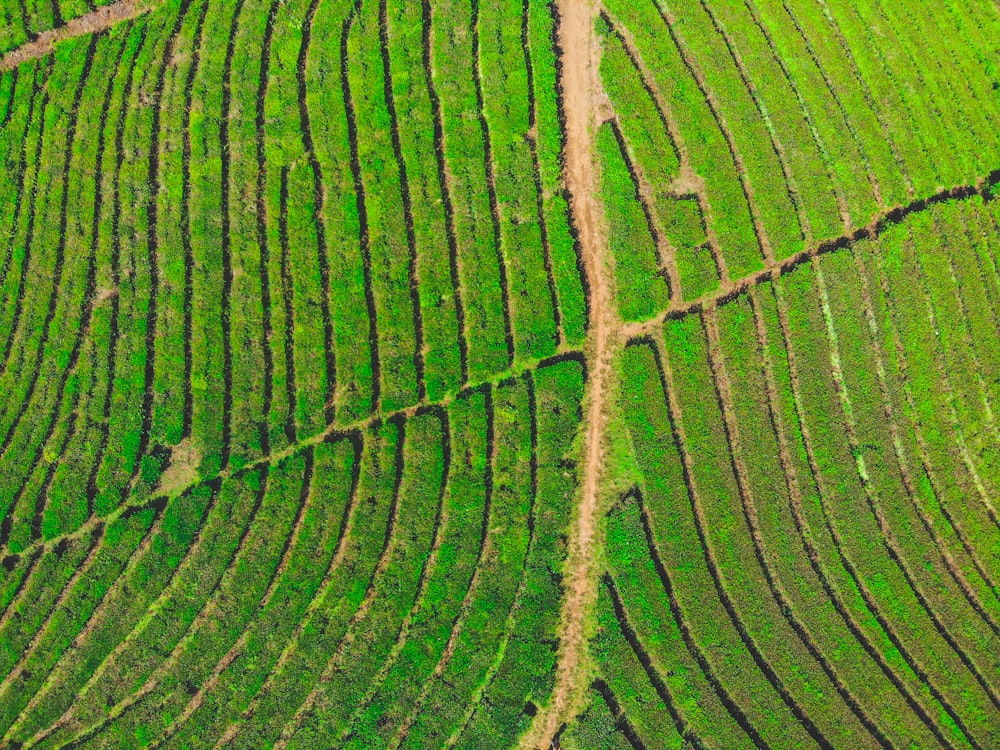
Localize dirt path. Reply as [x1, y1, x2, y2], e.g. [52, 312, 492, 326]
[523, 0, 614, 746]
[0, 0, 152, 71]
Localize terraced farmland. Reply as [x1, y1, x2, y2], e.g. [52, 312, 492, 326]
[1, 0, 999, 746]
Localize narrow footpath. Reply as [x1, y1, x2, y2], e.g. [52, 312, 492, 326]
[524, 0, 616, 746]
[0, 1, 151, 71]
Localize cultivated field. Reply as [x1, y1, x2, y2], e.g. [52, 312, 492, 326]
[0, 0, 999, 747]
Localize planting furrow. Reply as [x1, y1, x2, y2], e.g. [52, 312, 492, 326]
[0, 67, 16, 129]
[621, 338, 819, 748]
[526, 0, 589, 346]
[597, 13, 720, 300]
[278, 412, 449, 749]
[0, 501, 162, 740]
[589, 679, 652, 750]
[430, 0, 510, 381]
[3, 489, 212, 746]
[57, 464, 278, 747]
[696, 0, 831, 241]
[601, 575, 700, 749]
[152, 437, 362, 750]
[420, 0, 468, 385]
[276, 167, 298, 442]
[0, 37, 96, 552]
[330, 390, 489, 750]
[126, 0, 195, 490]
[747, 281, 955, 748]
[850, 243, 1000, 632]
[177, 0, 209, 441]
[744, 0, 884, 216]
[340, 0, 381, 416]
[810, 254, 1000, 725]
[610, 469, 766, 748]
[871, 223, 1000, 535]
[216, 422, 400, 749]
[0, 528, 101, 688]
[718, 289, 939, 746]
[214, 0, 245, 471]
[382, 386, 498, 750]
[768, 271, 984, 749]
[0, 55, 54, 392]
[26, 477, 239, 749]
[11, 28, 129, 543]
[247, 0, 278, 453]
[84, 19, 150, 519]
[662, 310, 880, 747]
[69, 456, 319, 748]
[704, 305, 892, 747]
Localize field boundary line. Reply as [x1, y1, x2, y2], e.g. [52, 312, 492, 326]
[622, 169, 1000, 339]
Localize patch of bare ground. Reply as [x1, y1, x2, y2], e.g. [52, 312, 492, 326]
[0, 1, 154, 71]
[155, 438, 202, 497]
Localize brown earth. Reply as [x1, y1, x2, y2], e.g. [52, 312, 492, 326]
[0, 0, 152, 71]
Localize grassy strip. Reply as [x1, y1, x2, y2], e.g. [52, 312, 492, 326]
[596, 121, 669, 322]
[218, 420, 400, 749]
[334, 391, 487, 749]
[601, 0, 762, 278]
[618, 339, 801, 747]
[603, 490, 750, 748]
[148, 438, 357, 748]
[450, 359, 584, 749]
[776, 263, 992, 747]
[477, 0, 559, 362]
[593, 579, 686, 749]
[528, 0, 587, 346]
[814, 249, 1000, 717]
[281, 411, 448, 748]
[290, 409, 458, 747]
[383, 0, 463, 401]
[430, 0, 510, 381]
[77, 455, 311, 747]
[664, 310, 865, 746]
[0, 499, 159, 737]
[700, 0, 844, 241]
[4, 484, 214, 746]
[716, 292, 928, 745]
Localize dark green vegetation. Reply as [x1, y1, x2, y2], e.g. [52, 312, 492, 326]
[4, 0, 1000, 745]
[585, 0, 1000, 745]
[0, 0, 587, 745]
